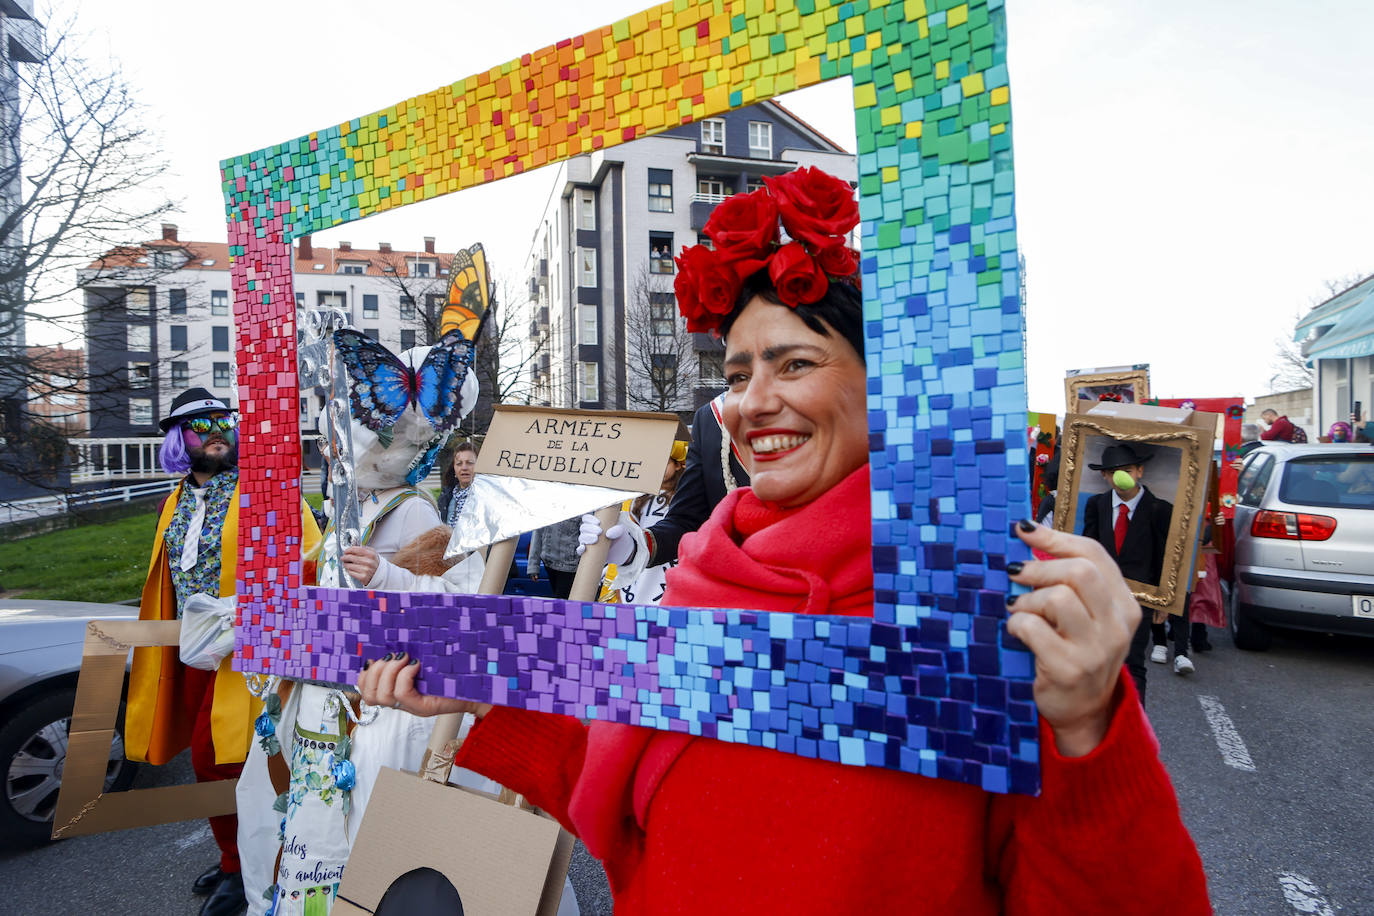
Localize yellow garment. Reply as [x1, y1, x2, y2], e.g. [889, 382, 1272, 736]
[125, 480, 322, 765]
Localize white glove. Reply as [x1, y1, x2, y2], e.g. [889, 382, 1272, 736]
[577, 512, 635, 566]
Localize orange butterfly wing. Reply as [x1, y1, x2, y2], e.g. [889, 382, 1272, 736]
[440, 243, 490, 341]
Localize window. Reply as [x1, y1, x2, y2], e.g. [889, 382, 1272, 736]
[170, 325, 188, 351]
[127, 325, 150, 350]
[651, 354, 677, 388]
[212, 326, 229, 351]
[317, 291, 345, 312]
[1237, 454, 1275, 507]
[746, 178, 766, 192]
[130, 398, 153, 426]
[701, 118, 725, 154]
[698, 351, 725, 384]
[363, 294, 378, 317]
[300, 397, 308, 414]
[400, 329, 416, 349]
[649, 294, 676, 337]
[128, 362, 152, 387]
[339, 262, 365, 275]
[696, 233, 714, 250]
[647, 169, 673, 212]
[295, 292, 305, 308]
[400, 295, 416, 320]
[649, 233, 674, 274]
[363, 328, 379, 341]
[126, 288, 151, 317]
[578, 361, 599, 403]
[697, 178, 730, 202]
[211, 289, 229, 316]
[575, 189, 596, 230]
[171, 361, 189, 388]
[152, 249, 183, 269]
[577, 248, 597, 288]
[408, 258, 436, 278]
[169, 289, 187, 316]
[580, 305, 598, 345]
[748, 121, 772, 158]
[213, 362, 232, 388]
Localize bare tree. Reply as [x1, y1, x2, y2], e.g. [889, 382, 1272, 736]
[0, 20, 177, 494]
[623, 264, 694, 416]
[464, 275, 549, 436]
[365, 249, 447, 345]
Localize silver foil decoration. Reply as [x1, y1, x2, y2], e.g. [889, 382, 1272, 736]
[446, 473, 641, 558]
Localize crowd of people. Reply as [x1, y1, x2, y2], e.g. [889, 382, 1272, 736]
[139, 168, 1216, 915]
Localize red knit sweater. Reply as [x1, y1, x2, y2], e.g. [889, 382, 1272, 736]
[455, 466, 1211, 914]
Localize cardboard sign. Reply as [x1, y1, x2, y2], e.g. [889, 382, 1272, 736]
[1053, 406, 1217, 615]
[1064, 365, 1151, 413]
[333, 767, 573, 916]
[52, 620, 238, 839]
[477, 405, 681, 495]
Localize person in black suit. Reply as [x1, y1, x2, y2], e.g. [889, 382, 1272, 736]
[1081, 442, 1173, 706]
[642, 393, 750, 565]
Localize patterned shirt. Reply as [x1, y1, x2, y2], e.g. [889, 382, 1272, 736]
[164, 468, 238, 614]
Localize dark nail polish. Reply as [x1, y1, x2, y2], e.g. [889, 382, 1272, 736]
[362, 660, 371, 671]
[409, 658, 420, 666]
[1005, 593, 1018, 607]
[382, 653, 393, 661]
[1006, 561, 1024, 576]
[1017, 518, 1036, 533]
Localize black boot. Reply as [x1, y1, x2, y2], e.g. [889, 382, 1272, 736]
[192, 865, 227, 896]
[199, 871, 246, 916]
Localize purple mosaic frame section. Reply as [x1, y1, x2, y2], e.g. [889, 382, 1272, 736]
[241, 589, 1039, 793]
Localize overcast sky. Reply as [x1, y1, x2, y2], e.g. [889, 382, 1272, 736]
[48, 0, 1374, 410]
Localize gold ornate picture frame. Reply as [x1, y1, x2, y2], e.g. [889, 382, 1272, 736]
[1064, 366, 1151, 413]
[1053, 412, 1214, 615]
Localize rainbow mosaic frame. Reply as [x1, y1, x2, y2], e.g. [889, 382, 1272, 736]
[223, 0, 1037, 793]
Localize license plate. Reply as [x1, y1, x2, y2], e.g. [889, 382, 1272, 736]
[1355, 595, 1374, 619]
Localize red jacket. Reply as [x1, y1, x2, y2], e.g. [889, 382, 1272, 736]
[1261, 415, 1295, 441]
[455, 466, 1210, 914]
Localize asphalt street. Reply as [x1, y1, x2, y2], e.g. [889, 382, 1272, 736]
[0, 626, 1369, 915]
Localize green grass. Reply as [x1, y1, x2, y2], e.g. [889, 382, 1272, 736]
[0, 512, 157, 603]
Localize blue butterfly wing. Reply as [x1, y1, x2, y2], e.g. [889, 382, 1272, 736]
[333, 329, 414, 431]
[415, 330, 475, 434]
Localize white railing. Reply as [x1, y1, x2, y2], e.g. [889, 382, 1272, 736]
[692, 192, 730, 205]
[69, 437, 173, 484]
[0, 478, 179, 525]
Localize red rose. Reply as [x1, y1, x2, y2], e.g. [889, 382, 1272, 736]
[674, 245, 740, 332]
[768, 242, 828, 307]
[703, 188, 777, 277]
[764, 167, 860, 251]
[815, 243, 859, 278]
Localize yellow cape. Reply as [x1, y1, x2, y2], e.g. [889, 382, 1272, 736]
[124, 479, 321, 765]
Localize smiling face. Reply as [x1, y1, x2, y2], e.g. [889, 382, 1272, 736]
[722, 297, 869, 508]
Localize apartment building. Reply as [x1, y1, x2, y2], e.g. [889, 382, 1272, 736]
[525, 99, 856, 417]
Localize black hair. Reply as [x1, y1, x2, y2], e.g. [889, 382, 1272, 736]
[720, 270, 865, 361]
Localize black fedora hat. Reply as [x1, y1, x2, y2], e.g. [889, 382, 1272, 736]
[159, 387, 233, 431]
[1088, 442, 1152, 471]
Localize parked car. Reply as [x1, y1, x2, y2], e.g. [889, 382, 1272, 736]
[1230, 443, 1374, 650]
[0, 598, 140, 846]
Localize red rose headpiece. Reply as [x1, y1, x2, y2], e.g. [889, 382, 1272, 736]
[673, 166, 861, 334]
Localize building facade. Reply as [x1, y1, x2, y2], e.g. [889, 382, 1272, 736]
[25, 344, 86, 433]
[81, 226, 456, 437]
[525, 100, 856, 418]
[1295, 274, 1374, 438]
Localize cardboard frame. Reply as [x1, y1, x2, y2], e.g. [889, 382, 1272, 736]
[51, 620, 237, 839]
[223, 0, 1041, 794]
[1053, 411, 1215, 615]
[1064, 367, 1151, 413]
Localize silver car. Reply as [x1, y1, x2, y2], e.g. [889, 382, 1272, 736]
[1231, 443, 1374, 650]
[0, 598, 139, 846]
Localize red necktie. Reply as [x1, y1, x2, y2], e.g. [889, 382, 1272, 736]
[1114, 503, 1129, 553]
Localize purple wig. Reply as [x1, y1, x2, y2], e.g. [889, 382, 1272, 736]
[159, 427, 191, 474]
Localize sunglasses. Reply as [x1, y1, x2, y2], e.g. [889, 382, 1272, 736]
[184, 415, 238, 435]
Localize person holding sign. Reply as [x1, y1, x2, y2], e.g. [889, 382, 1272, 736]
[359, 170, 1207, 913]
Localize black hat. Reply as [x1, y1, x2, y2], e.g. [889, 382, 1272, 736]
[159, 388, 233, 431]
[1088, 442, 1152, 471]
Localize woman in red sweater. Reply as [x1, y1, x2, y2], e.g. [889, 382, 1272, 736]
[360, 170, 1210, 914]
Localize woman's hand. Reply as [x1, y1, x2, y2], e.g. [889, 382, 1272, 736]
[341, 546, 380, 584]
[357, 653, 492, 719]
[1005, 520, 1137, 757]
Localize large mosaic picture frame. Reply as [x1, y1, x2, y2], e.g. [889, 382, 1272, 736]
[223, 0, 1038, 793]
